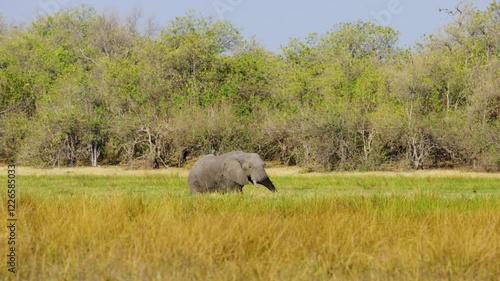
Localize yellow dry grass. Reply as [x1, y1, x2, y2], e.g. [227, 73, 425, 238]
[0, 166, 498, 280]
[6, 193, 499, 281]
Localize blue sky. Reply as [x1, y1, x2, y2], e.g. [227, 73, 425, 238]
[0, 0, 494, 51]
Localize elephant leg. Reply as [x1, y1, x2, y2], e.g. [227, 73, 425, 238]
[226, 183, 243, 193]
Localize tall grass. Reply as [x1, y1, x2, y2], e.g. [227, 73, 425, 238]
[1, 171, 499, 280]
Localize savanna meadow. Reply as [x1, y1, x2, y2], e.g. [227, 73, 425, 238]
[1, 167, 499, 280]
[1, 1, 500, 280]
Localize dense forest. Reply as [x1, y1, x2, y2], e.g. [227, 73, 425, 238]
[0, 2, 499, 171]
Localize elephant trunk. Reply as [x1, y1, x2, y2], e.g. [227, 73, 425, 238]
[258, 177, 277, 192]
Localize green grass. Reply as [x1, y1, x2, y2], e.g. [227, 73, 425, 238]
[2, 171, 499, 280]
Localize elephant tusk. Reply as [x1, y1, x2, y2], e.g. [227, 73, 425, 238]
[253, 180, 259, 188]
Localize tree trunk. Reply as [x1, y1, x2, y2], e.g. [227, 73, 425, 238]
[407, 133, 432, 170]
[90, 141, 101, 167]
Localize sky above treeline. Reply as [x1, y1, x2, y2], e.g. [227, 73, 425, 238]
[0, 0, 494, 51]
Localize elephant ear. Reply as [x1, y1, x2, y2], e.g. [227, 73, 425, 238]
[223, 157, 248, 186]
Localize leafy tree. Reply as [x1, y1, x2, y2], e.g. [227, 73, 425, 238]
[0, 3, 499, 171]
[155, 11, 242, 107]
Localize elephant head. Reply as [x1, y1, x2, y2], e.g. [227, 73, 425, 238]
[188, 151, 277, 193]
[223, 152, 277, 192]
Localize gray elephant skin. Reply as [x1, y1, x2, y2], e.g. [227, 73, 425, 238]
[188, 151, 277, 193]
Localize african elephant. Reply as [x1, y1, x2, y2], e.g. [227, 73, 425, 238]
[188, 151, 277, 193]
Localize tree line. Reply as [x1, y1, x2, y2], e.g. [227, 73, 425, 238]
[0, 2, 499, 171]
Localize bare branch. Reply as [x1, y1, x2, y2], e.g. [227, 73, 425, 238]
[79, 48, 96, 64]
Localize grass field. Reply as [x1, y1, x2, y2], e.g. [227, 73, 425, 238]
[1, 167, 499, 280]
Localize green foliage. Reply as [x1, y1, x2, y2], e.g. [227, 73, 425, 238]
[1, 3, 499, 171]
